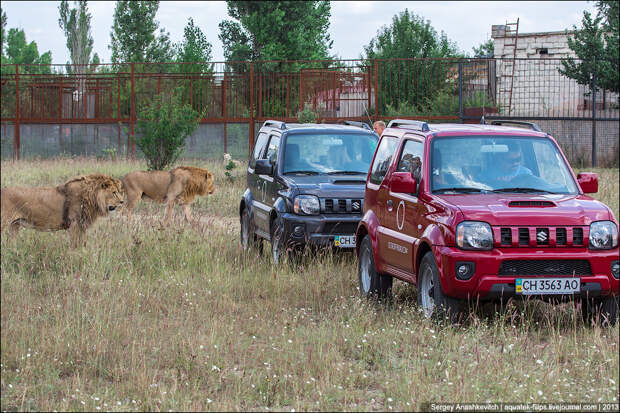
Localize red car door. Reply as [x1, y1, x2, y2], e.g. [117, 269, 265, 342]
[380, 137, 425, 277]
[366, 135, 399, 268]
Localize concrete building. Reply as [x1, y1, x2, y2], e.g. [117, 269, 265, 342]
[491, 24, 618, 118]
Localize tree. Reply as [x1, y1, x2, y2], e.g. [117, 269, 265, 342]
[560, 4, 618, 94]
[58, 0, 99, 118]
[597, 0, 619, 93]
[135, 89, 202, 170]
[109, 0, 174, 64]
[472, 38, 494, 58]
[176, 17, 213, 72]
[361, 9, 461, 115]
[4, 28, 52, 73]
[58, 1, 97, 68]
[1, 8, 6, 58]
[218, 1, 333, 66]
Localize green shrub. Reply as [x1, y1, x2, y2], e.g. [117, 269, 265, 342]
[384, 91, 497, 118]
[296, 105, 319, 123]
[135, 90, 202, 170]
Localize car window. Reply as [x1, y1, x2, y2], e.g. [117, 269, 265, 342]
[251, 132, 269, 168]
[430, 136, 579, 194]
[397, 139, 424, 183]
[282, 133, 378, 174]
[369, 135, 398, 185]
[265, 135, 281, 165]
[531, 140, 576, 190]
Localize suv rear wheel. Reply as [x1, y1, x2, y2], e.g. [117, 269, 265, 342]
[581, 295, 619, 327]
[358, 235, 392, 300]
[418, 252, 464, 323]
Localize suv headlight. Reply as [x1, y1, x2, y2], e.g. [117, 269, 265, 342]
[293, 195, 320, 215]
[589, 221, 618, 250]
[456, 221, 493, 250]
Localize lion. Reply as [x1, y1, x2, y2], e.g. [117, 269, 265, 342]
[120, 166, 215, 225]
[1, 174, 124, 246]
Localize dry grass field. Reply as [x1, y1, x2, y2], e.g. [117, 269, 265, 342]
[1, 158, 618, 411]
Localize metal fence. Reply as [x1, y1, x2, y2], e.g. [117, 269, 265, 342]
[1, 58, 618, 165]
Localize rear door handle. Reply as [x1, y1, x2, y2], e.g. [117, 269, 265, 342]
[387, 199, 393, 211]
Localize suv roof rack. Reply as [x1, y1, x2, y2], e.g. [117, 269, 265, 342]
[387, 119, 430, 132]
[262, 120, 287, 130]
[341, 120, 372, 131]
[481, 118, 541, 132]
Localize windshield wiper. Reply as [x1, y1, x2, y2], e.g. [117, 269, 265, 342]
[283, 170, 319, 175]
[327, 170, 367, 175]
[491, 187, 558, 194]
[434, 187, 486, 194]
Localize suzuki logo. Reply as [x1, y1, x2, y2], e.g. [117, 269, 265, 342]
[537, 230, 548, 242]
[352, 201, 361, 210]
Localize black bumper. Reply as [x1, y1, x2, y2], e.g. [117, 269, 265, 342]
[279, 212, 361, 249]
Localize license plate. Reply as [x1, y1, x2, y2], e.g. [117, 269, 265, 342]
[516, 278, 581, 295]
[334, 235, 356, 248]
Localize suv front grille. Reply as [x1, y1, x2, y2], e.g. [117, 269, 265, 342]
[495, 226, 587, 247]
[321, 198, 363, 214]
[323, 222, 359, 234]
[499, 260, 592, 276]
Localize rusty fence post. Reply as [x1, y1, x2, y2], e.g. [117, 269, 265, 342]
[14, 65, 20, 160]
[59, 75, 63, 149]
[130, 62, 135, 160]
[222, 72, 227, 154]
[591, 57, 597, 168]
[374, 59, 379, 118]
[249, 62, 254, 157]
[117, 71, 121, 154]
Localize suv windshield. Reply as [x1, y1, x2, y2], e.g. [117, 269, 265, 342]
[431, 136, 579, 194]
[283, 133, 378, 175]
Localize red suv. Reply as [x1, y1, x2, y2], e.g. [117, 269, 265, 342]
[356, 119, 619, 324]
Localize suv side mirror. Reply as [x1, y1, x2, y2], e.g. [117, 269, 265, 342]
[577, 172, 598, 194]
[255, 159, 273, 176]
[390, 171, 417, 194]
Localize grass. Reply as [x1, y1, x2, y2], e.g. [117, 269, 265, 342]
[1, 158, 618, 411]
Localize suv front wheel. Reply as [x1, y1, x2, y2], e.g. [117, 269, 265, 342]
[581, 295, 619, 327]
[241, 208, 262, 253]
[418, 252, 464, 323]
[358, 235, 393, 300]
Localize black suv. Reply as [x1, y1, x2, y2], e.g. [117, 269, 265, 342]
[239, 120, 379, 264]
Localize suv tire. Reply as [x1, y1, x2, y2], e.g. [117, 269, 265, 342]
[418, 252, 464, 323]
[358, 235, 393, 300]
[581, 295, 619, 327]
[271, 215, 286, 266]
[241, 208, 262, 253]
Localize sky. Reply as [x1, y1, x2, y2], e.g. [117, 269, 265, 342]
[1, 1, 598, 64]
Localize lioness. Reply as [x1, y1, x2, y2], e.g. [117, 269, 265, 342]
[1, 174, 124, 246]
[121, 166, 215, 225]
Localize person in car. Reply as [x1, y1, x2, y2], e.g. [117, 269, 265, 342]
[491, 142, 533, 184]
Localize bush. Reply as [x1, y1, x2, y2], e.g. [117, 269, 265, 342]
[384, 91, 497, 118]
[135, 90, 202, 170]
[297, 105, 320, 123]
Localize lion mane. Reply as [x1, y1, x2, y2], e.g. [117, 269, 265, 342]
[1, 174, 123, 245]
[121, 165, 215, 224]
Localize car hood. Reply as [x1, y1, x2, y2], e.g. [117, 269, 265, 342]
[436, 193, 612, 226]
[283, 174, 367, 198]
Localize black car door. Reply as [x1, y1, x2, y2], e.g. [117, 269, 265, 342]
[256, 133, 281, 234]
[249, 132, 270, 236]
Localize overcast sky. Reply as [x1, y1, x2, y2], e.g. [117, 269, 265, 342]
[1, 1, 597, 63]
